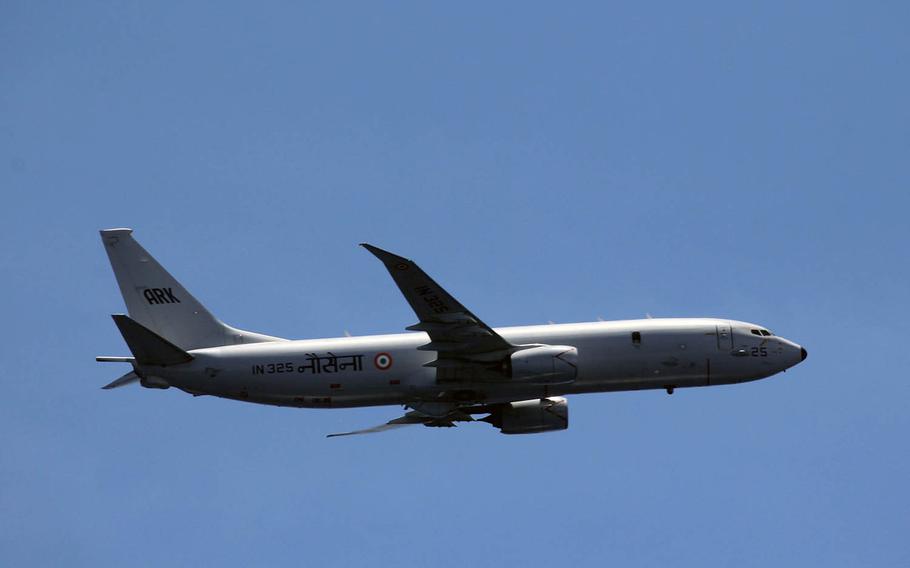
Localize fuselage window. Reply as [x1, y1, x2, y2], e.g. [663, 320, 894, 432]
[632, 331, 641, 345]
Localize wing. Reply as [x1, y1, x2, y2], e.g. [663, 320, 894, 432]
[326, 418, 423, 438]
[326, 410, 462, 438]
[361, 244, 516, 381]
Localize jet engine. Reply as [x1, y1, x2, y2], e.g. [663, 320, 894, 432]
[508, 345, 578, 384]
[482, 397, 569, 434]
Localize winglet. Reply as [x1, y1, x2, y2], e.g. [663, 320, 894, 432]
[111, 314, 194, 366]
[360, 243, 413, 268]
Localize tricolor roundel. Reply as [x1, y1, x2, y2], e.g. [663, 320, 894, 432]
[374, 352, 393, 370]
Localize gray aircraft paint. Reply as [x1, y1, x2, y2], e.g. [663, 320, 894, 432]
[97, 229, 807, 435]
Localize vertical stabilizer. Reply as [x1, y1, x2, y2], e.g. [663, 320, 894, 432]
[100, 228, 284, 350]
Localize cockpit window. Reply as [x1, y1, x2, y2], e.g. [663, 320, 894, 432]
[751, 329, 761, 336]
[760, 329, 772, 336]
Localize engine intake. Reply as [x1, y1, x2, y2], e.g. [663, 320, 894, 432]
[509, 345, 577, 384]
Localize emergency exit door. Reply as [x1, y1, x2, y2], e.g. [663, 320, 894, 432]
[716, 322, 733, 350]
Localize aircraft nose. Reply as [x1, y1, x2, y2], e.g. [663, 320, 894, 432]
[800, 347, 808, 361]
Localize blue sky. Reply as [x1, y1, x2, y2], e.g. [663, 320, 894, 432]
[2, 1, 908, 566]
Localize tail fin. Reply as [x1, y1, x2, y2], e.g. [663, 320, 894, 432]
[100, 228, 284, 350]
[112, 314, 193, 366]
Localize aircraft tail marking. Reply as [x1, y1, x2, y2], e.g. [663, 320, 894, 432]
[100, 228, 284, 350]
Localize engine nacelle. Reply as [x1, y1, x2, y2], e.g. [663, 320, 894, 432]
[492, 397, 569, 434]
[509, 345, 578, 384]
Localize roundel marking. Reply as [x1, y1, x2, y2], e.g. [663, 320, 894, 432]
[374, 352, 393, 370]
[395, 262, 409, 271]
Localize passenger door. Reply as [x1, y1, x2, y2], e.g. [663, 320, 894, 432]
[716, 322, 733, 351]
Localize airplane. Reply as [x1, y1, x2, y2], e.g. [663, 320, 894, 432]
[96, 229, 807, 437]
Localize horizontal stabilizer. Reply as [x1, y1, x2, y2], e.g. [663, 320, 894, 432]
[111, 314, 194, 366]
[102, 371, 140, 390]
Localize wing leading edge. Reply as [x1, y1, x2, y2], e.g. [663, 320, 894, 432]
[361, 244, 516, 382]
[326, 409, 471, 437]
[339, 244, 566, 437]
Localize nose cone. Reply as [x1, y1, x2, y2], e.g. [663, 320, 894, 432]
[800, 347, 808, 361]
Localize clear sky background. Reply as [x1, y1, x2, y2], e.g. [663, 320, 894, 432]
[2, 2, 908, 566]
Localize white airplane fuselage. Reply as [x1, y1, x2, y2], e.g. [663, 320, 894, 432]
[149, 317, 805, 408]
[98, 228, 807, 435]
